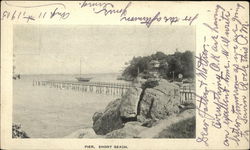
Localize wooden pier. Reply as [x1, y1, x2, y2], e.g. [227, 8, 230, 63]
[32, 80, 195, 104]
[33, 80, 133, 96]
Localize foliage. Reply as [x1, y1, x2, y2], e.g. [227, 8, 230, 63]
[12, 123, 29, 138]
[122, 56, 151, 80]
[141, 80, 159, 89]
[122, 51, 194, 80]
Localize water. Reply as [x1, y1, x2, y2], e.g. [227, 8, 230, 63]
[13, 73, 127, 138]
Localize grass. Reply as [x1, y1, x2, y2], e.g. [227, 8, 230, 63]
[158, 116, 195, 138]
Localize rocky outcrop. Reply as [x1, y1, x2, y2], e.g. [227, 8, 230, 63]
[105, 122, 146, 138]
[64, 128, 102, 138]
[120, 87, 142, 119]
[91, 79, 186, 137]
[93, 99, 124, 135]
[138, 79, 180, 121]
[92, 112, 103, 124]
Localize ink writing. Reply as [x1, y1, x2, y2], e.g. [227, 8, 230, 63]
[1, 1, 70, 22]
[196, 3, 249, 147]
[78, 1, 199, 28]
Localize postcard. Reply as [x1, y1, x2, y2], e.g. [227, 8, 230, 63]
[1, 1, 249, 150]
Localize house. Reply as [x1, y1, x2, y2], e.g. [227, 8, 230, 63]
[149, 60, 160, 78]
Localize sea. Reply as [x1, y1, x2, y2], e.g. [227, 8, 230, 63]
[13, 73, 128, 138]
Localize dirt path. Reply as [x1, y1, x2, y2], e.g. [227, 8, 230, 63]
[138, 109, 195, 138]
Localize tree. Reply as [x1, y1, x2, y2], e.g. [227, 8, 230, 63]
[181, 51, 194, 78]
[122, 50, 194, 81]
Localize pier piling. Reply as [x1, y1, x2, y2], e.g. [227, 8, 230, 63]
[32, 80, 195, 103]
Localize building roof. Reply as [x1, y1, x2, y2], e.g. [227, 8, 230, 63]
[150, 60, 160, 64]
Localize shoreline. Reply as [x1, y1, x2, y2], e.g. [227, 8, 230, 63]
[64, 79, 196, 139]
[13, 74, 195, 138]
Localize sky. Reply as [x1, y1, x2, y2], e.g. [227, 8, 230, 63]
[14, 25, 195, 74]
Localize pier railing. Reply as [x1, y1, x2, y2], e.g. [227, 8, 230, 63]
[32, 80, 195, 104]
[33, 80, 133, 96]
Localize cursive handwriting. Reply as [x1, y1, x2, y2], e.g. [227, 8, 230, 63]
[79, 1, 113, 9]
[196, 37, 209, 88]
[196, 119, 209, 146]
[196, 3, 249, 147]
[1, 2, 70, 22]
[78, 1, 199, 28]
[94, 1, 131, 17]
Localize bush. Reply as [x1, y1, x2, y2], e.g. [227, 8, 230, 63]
[12, 123, 29, 138]
[141, 80, 159, 89]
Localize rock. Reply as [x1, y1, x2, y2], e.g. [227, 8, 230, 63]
[141, 119, 158, 128]
[105, 121, 146, 138]
[93, 99, 124, 135]
[179, 103, 196, 113]
[120, 87, 142, 119]
[92, 112, 103, 124]
[136, 115, 148, 123]
[78, 128, 98, 138]
[64, 128, 103, 138]
[138, 79, 180, 121]
[153, 79, 180, 97]
[92, 79, 182, 136]
[177, 108, 195, 119]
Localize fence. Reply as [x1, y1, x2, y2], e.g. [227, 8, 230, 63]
[180, 85, 195, 104]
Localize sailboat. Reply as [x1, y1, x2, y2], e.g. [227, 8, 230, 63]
[75, 59, 92, 82]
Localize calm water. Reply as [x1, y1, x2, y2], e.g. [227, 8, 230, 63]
[13, 73, 127, 138]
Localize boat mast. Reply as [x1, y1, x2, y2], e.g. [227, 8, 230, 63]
[80, 59, 82, 76]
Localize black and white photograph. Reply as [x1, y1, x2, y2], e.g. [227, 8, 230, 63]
[1, 1, 249, 150]
[12, 25, 196, 139]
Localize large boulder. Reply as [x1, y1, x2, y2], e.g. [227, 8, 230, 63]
[92, 112, 103, 124]
[138, 79, 180, 121]
[93, 99, 124, 135]
[105, 121, 146, 138]
[120, 87, 142, 119]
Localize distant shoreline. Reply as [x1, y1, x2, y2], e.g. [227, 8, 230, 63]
[17, 72, 121, 76]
